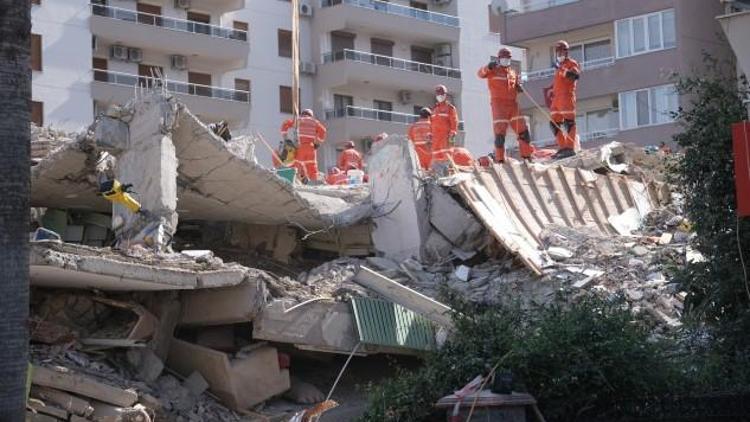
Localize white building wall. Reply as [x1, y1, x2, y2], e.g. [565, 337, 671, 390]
[31, 0, 93, 132]
[457, 1, 499, 157]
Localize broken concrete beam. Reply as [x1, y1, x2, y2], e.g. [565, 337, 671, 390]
[423, 230, 454, 264]
[354, 266, 454, 329]
[89, 402, 151, 422]
[25, 411, 59, 422]
[229, 223, 298, 263]
[252, 299, 359, 353]
[27, 400, 69, 420]
[428, 184, 486, 251]
[92, 297, 158, 341]
[303, 224, 374, 257]
[31, 386, 95, 417]
[368, 136, 430, 261]
[179, 279, 266, 326]
[167, 339, 290, 411]
[32, 366, 138, 408]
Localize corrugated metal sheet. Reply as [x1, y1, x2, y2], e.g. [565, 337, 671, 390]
[351, 297, 435, 351]
[455, 161, 662, 275]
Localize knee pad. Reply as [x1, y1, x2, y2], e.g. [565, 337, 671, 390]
[518, 130, 531, 142]
[549, 121, 560, 135]
[564, 119, 576, 132]
[494, 134, 506, 148]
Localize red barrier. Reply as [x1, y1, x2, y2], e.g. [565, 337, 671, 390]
[733, 121, 750, 217]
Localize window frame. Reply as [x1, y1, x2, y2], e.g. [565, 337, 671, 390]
[618, 84, 678, 130]
[615, 9, 676, 59]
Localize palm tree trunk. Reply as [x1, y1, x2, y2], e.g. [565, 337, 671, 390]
[0, 0, 31, 419]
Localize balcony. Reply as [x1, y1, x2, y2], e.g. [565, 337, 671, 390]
[535, 127, 620, 147]
[317, 0, 459, 44]
[92, 69, 250, 124]
[192, 0, 245, 12]
[519, 49, 677, 109]
[324, 105, 464, 142]
[317, 50, 462, 93]
[90, 4, 248, 68]
[491, 0, 674, 46]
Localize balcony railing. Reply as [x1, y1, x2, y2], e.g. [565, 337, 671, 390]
[322, 49, 462, 79]
[522, 56, 615, 81]
[325, 105, 465, 131]
[507, 0, 579, 15]
[320, 0, 459, 27]
[93, 69, 251, 103]
[90, 3, 248, 41]
[535, 127, 619, 147]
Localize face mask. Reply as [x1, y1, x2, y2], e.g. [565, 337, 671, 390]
[499, 58, 511, 67]
[557, 55, 566, 63]
[436, 95, 446, 103]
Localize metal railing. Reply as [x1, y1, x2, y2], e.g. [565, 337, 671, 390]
[322, 49, 461, 79]
[90, 3, 248, 42]
[535, 127, 619, 146]
[93, 69, 251, 103]
[522, 56, 615, 81]
[508, 0, 579, 15]
[321, 0, 459, 27]
[325, 105, 465, 130]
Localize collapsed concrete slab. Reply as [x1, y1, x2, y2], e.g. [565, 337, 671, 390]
[30, 242, 247, 291]
[367, 136, 430, 261]
[179, 278, 267, 326]
[167, 339, 290, 411]
[453, 161, 664, 274]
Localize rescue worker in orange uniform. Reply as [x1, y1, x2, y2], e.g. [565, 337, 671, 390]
[451, 147, 474, 167]
[338, 141, 364, 171]
[430, 85, 459, 164]
[280, 109, 327, 182]
[478, 48, 533, 163]
[549, 40, 581, 159]
[407, 107, 433, 170]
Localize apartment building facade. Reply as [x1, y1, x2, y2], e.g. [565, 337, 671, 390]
[31, 0, 498, 168]
[490, 0, 732, 148]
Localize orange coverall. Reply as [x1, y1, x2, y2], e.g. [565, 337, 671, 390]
[280, 116, 327, 181]
[451, 147, 474, 167]
[477, 64, 533, 161]
[337, 148, 363, 171]
[550, 58, 581, 150]
[430, 101, 459, 163]
[407, 117, 433, 170]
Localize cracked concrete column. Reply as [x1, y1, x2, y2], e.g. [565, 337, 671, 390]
[96, 94, 179, 250]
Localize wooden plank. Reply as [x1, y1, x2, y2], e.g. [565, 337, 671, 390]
[505, 162, 547, 230]
[31, 386, 94, 417]
[27, 400, 69, 420]
[573, 169, 609, 233]
[519, 162, 556, 224]
[354, 266, 454, 328]
[555, 167, 586, 226]
[25, 411, 59, 422]
[491, 165, 542, 244]
[31, 365, 138, 408]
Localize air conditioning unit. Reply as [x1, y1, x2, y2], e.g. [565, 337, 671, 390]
[109, 44, 128, 61]
[299, 0, 313, 16]
[299, 61, 316, 75]
[490, 0, 514, 15]
[436, 43, 452, 57]
[171, 54, 188, 70]
[435, 56, 452, 67]
[127, 47, 143, 63]
[174, 0, 191, 9]
[398, 90, 412, 104]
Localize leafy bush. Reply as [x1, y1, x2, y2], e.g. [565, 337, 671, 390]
[359, 298, 678, 422]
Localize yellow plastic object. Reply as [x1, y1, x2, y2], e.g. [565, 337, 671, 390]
[99, 179, 142, 214]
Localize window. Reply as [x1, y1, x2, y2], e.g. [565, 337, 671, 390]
[556, 39, 611, 67]
[186, 11, 210, 23]
[278, 29, 292, 58]
[31, 33, 42, 71]
[188, 72, 212, 97]
[334, 94, 353, 117]
[280, 86, 293, 114]
[374, 100, 392, 121]
[136, 3, 162, 26]
[619, 84, 678, 129]
[616, 9, 675, 58]
[234, 78, 250, 92]
[138, 64, 163, 88]
[233, 21, 248, 31]
[31, 101, 43, 126]
[410, 1, 427, 10]
[371, 38, 394, 57]
[93, 57, 108, 82]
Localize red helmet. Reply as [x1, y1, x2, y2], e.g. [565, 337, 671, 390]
[301, 109, 314, 117]
[555, 40, 570, 51]
[434, 85, 448, 96]
[344, 140, 355, 149]
[498, 48, 512, 59]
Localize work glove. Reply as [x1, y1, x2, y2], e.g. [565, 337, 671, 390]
[565, 70, 579, 81]
[449, 134, 457, 146]
[487, 61, 497, 70]
[516, 83, 524, 93]
[313, 142, 320, 150]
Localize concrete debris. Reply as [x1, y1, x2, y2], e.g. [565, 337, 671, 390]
[547, 247, 574, 261]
